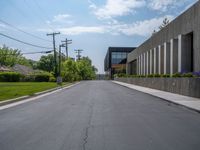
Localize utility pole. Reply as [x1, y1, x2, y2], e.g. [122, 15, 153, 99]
[61, 38, 72, 59]
[74, 49, 83, 61]
[47, 32, 60, 77]
[58, 44, 65, 77]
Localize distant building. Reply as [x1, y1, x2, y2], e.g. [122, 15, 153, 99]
[12, 64, 34, 75]
[96, 74, 106, 80]
[104, 47, 136, 79]
[127, 1, 200, 75]
[0, 65, 11, 72]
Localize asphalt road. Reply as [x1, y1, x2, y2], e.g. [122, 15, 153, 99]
[0, 81, 200, 150]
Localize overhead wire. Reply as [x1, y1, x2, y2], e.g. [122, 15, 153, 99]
[0, 33, 52, 49]
[23, 0, 56, 32]
[0, 19, 51, 43]
[1, 50, 53, 55]
[32, 0, 56, 32]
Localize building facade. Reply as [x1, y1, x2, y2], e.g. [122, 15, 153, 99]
[127, 1, 200, 75]
[104, 47, 136, 79]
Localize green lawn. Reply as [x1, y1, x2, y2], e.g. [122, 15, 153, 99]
[0, 82, 70, 101]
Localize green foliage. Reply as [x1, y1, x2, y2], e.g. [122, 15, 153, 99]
[114, 73, 127, 78]
[34, 74, 50, 82]
[49, 76, 56, 82]
[0, 72, 21, 82]
[77, 57, 97, 80]
[0, 82, 63, 101]
[181, 73, 193, 77]
[153, 74, 161, 77]
[172, 72, 182, 77]
[61, 57, 97, 82]
[161, 74, 170, 78]
[0, 45, 31, 67]
[62, 58, 79, 82]
[147, 74, 154, 78]
[36, 54, 54, 72]
[21, 71, 54, 82]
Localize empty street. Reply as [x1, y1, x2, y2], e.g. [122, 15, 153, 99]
[0, 81, 200, 150]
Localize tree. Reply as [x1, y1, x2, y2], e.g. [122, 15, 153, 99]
[0, 45, 30, 67]
[77, 57, 97, 80]
[159, 18, 170, 30]
[62, 58, 79, 82]
[37, 54, 54, 72]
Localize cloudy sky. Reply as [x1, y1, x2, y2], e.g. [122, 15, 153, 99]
[0, 0, 198, 73]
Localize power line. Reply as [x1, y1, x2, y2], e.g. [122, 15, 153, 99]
[0, 19, 51, 43]
[0, 33, 52, 49]
[32, 0, 56, 32]
[23, 0, 55, 32]
[1, 50, 53, 55]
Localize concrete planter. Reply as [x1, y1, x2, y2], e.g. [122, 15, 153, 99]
[115, 77, 200, 98]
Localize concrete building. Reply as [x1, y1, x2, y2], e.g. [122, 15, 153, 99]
[127, 1, 200, 75]
[104, 47, 136, 79]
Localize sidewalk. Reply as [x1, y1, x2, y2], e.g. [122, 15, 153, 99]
[113, 81, 200, 113]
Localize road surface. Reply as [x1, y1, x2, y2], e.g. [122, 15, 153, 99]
[0, 81, 200, 150]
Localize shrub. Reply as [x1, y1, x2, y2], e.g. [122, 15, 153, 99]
[172, 72, 181, 77]
[21, 74, 35, 82]
[0, 72, 21, 82]
[162, 74, 170, 78]
[34, 73, 50, 82]
[49, 76, 56, 82]
[153, 74, 161, 77]
[147, 74, 154, 78]
[181, 72, 193, 77]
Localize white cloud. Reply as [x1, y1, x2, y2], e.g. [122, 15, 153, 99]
[148, 0, 174, 11]
[58, 26, 106, 35]
[112, 15, 174, 36]
[0, 24, 6, 28]
[53, 14, 71, 22]
[147, 0, 191, 12]
[38, 15, 174, 36]
[90, 0, 146, 19]
[37, 26, 106, 35]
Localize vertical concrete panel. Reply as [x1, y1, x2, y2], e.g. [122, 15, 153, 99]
[144, 53, 146, 75]
[137, 57, 139, 75]
[178, 35, 182, 72]
[170, 38, 178, 75]
[140, 54, 143, 75]
[150, 49, 152, 74]
[158, 45, 161, 74]
[154, 48, 157, 74]
[164, 42, 170, 74]
[138, 56, 141, 75]
[146, 51, 149, 75]
[160, 45, 165, 74]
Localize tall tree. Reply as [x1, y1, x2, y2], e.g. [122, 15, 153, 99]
[77, 57, 97, 80]
[159, 18, 170, 30]
[0, 45, 30, 66]
[62, 58, 79, 82]
[37, 54, 54, 72]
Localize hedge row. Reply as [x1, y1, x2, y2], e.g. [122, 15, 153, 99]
[0, 72, 56, 82]
[0, 72, 21, 82]
[114, 72, 200, 78]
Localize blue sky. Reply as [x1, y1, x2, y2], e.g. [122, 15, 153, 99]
[0, 0, 198, 73]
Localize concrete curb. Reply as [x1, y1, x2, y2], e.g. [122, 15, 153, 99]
[0, 82, 79, 107]
[112, 81, 200, 113]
